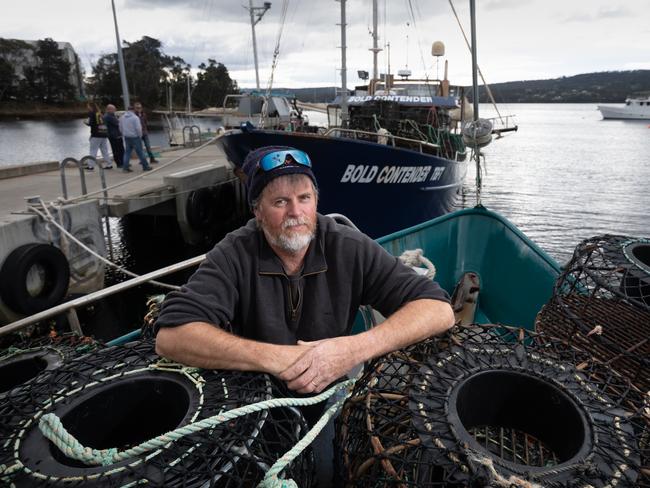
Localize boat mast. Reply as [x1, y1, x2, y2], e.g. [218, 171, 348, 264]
[247, 1, 271, 91]
[338, 0, 348, 126]
[469, 0, 482, 206]
[469, 0, 479, 121]
[111, 0, 130, 109]
[370, 0, 382, 83]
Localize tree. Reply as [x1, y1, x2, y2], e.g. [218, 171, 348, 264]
[33, 38, 74, 102]
[0, 38, 33, 101]
[90, 36, 187, 109]
[0, 57, 16, 100]
[192, 59, 239, 109]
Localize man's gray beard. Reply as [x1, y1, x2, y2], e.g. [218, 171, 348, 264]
[268, 229, 315, 254]
[261, 217, 315, 254]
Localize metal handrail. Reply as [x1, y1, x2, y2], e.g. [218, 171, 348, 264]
[323, 127, 441, 153]
[182, 125, 201, 147]
[60, 157, 87, 198]
[0, 254, 206, 338]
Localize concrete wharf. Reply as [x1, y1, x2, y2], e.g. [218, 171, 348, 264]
[0, 142, 233, 222]
[0, 140, 247, 325]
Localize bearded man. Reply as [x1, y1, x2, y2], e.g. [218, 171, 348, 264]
[155, 146, 454, 395]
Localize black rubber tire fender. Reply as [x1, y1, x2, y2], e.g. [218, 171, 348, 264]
[0, 243, 70, 315]
[185, 188, 218, 231]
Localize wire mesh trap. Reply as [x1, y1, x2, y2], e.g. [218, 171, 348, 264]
[336, 325, 649, 487]
[0, 331, 101, 398]
[536, 235, 650, 392]
[0, 340, 314, 487]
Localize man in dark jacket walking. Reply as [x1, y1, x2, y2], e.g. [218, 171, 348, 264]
[104, 104, 124, 168]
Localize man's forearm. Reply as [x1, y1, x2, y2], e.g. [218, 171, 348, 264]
[155, 322, 304, 374]
[351, 298, 454, 364]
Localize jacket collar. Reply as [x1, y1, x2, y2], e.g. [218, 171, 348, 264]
[258, 214, 327, 276]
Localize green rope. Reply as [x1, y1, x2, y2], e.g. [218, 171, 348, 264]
[39, 378, 355, 470]
[258, 396, 347, 487]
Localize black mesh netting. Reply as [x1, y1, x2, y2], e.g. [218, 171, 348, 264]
[536, 235, 650, 393]
[336, 324, 649, 487]
[0, 331, 101, 397]
[0, 340, 314, 487]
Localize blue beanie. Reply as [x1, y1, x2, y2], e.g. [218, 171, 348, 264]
[242, 146, 318, 206]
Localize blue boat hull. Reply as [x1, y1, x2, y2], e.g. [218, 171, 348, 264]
[218, 128, 468, 238]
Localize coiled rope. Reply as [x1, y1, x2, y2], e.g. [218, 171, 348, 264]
[36, 378, 355, 487]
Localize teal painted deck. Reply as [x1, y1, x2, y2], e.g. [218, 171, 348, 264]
[376, 206, 562, 330]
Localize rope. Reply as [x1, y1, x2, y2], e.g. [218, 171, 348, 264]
[259, 396, 348, 488]
[101, 177, 238, 202]
[38, 378, 355, 471]
[28, 201, 180, 291]
[399, 249, 436, 279]
[466, 450, 544, 488]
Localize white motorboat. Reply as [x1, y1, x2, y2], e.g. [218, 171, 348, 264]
[598, 97, 650, 120]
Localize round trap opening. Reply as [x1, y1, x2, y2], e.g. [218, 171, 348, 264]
[451, 370, 588, 467]
[51, 376, 191, 467]
[626, 242, 650, 272]
[0, 354, 49, 394]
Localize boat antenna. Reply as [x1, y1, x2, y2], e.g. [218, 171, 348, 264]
[338, 0, 349, 127]
[246, 0, 271, 90]
[111, 0, 130, 109]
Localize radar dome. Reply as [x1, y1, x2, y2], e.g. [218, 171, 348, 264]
[431, 41, 445, 57]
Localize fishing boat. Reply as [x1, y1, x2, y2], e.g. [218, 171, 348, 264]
[218, 92, 469, 238]
[217, 78, 472, 238]
[598, 96, 650, 120]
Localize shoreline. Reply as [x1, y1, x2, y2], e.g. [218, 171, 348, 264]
[0, 102, 87, 121]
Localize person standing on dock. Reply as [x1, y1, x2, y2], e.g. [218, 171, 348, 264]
[134, 102, 158, 165]
[103, 104, 124, 168]
[155, 146, 454, 392]
[84, 102, 112, 170]
[119, 106, 151, 172]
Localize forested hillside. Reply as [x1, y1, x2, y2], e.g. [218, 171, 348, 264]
[279, 70, 650, 103]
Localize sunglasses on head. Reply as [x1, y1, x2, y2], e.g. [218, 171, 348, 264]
[258, 149, 312, 172]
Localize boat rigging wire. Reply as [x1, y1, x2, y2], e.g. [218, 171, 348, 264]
[261, 0, 290, 127]
[448, 0, 504, 124]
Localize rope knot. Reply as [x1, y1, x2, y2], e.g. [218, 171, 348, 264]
[398, 249, 436, 279]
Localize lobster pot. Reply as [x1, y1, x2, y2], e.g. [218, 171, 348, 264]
[0, 341, 313, 487]
[535, 235, 650, 392]
[0, 332, 101, 400]
[336, 325, 648, 488]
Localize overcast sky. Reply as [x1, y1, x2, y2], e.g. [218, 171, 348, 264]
[3, 0, 649, 89]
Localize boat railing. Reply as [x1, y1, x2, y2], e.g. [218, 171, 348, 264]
[0, 254, 207, 339]
[323, 127, 441, 153]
